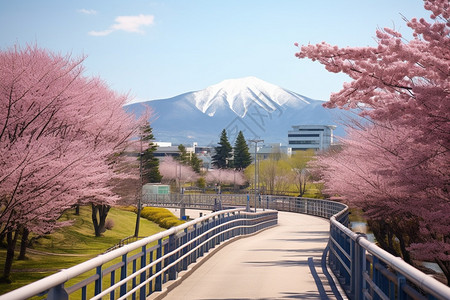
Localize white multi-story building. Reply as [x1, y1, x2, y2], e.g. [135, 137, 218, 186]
[253, 143, 292, 160]
[288, 125, 336, 151]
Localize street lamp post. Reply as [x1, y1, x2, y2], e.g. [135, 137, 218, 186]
[249, 139, 263, 212]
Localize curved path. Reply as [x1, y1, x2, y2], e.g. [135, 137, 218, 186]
[158, 211, 345, 300]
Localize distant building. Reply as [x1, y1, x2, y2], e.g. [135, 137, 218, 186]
[253, 143, 292, 160]
[288, 125, 336, 151]
[154, 142, 212, 170]
[154, 142, 195, 158]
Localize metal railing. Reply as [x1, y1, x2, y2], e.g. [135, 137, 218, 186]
[144, 194, 450, 300]
[143, 193, 350, 221]
[1, 208, 277, 300]
[329, 209, 450, 300]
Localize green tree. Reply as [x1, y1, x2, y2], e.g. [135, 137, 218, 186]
[259, 158, 291, 195]
[233, 131, 252, 170]
[288, 150, 315, 197]
[196, 177, 206, 191]
[190, 154, 202, 173]
[141, 122, 162, 183]
[244, 150, 290, 195]
[212, 129, 232, 169]
[177, 144, 202, 173]
[177, 144, 190, 165]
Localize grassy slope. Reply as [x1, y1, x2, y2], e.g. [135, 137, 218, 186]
[0, 206, 165, 295]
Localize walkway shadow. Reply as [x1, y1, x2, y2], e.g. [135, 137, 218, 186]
[273, 237, 330, 243]
[241, 246, 344, 300]
[198, 292, 324, 299]
[243, 259, 312, 267]
[285, 230, 330, 236]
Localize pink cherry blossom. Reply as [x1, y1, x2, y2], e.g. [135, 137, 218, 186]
[297, 0, 449, 284]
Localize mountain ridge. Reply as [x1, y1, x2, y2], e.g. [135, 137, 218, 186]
[125, 77, 348, 145]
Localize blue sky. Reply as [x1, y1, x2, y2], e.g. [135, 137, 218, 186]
[0, 0, 429, 103]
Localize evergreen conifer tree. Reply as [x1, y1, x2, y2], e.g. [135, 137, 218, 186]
[233, 131, 252, 170]
[177, 143, 202, 173]
[177, 144, 190, 164]
[212, 129, 232, 169]
[190, 155, 202, 173]
[140, 122, 162, 183]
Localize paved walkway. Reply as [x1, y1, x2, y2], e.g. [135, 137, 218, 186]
[156, 211, 346, 300]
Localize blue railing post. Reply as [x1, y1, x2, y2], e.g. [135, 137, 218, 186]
[110, 269, 116, 300]
[354, 234, 366, 300]
[398, 275, 406, 300]
[372, 256, 380, 300]
[47, 283, 68, 300]
[182, 228, 188, 271]
[350, 237, 356, 298]
[192, 224, 198, 263]
[330, 225, 337, 272]
[95, 265, 102, 296]
[132, 259, 137, 300]
[148, 251, 154, 294]
[140, 245, 147, 300]
[155, 239, 162, 291]
[120, 253, 127, 296]
[199, 222, 205, 257]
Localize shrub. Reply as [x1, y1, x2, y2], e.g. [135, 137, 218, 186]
[140, 207, 185, 229]
[105, 218, 115, 230]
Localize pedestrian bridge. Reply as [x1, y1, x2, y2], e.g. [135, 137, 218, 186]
[2, 195, 449, 299]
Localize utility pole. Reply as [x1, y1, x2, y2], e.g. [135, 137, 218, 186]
[249, 139, 263, 212]
[134, 136, 143, 237]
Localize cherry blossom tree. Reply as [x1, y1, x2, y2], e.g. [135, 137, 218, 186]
[0, 45, 140, 280]
[205, 168, 246, 186]
[296, 0, 449, 284]
[159, 156, 199, 190]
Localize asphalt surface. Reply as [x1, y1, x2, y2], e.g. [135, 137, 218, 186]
[153, 211, 346, 300]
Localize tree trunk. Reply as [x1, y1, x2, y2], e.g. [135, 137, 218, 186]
[91, 203, 110, 237]
[74, 204, 80, 215]
[134, 203, 142, 238]
[397, 234, 412, 265]
[18, 227, 29, 260]
[369, 220, 398, 257]
[2, 230, 19, 282]
[0, 232, 5, 247]
[435, 259, 450, 287]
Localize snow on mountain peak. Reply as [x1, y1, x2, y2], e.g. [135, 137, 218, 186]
[189, 76, 310, 117]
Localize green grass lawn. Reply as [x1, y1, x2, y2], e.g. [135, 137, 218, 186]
[0, 206, 166, 296]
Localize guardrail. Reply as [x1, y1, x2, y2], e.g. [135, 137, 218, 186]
[144, 194, 450, 300]
[0, 208, 277, 300]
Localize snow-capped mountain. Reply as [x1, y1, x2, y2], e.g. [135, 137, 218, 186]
[125, 77, 349, 145]
[190, 77, 310, 117]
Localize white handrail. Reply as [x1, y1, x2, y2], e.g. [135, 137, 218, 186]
[0, 207, 246, 300]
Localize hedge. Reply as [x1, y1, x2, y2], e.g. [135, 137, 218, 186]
[140, 207, 185, 229]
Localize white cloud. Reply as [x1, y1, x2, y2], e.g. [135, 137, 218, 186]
[88, 14, 155, 36]
[112, 15, 155, 33]
[88, 29, 114, 36]
[78, 9, 97, 15]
